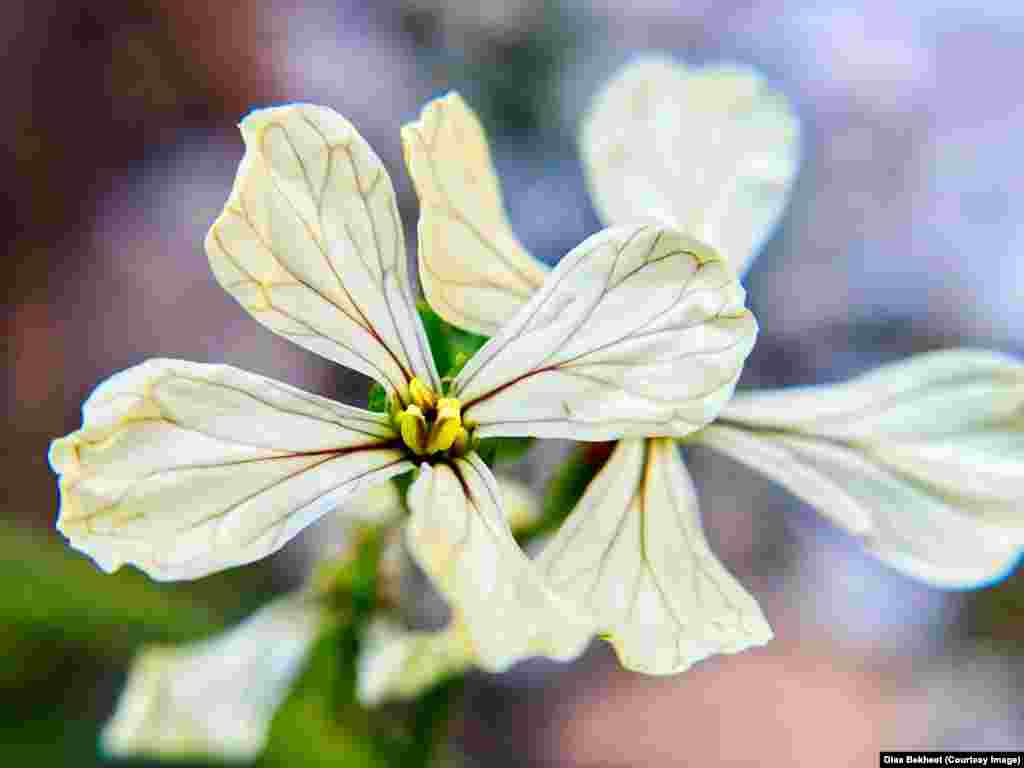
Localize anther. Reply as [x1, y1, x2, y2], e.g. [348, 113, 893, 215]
[426, 397, 462, 454]
[408, 377, 437, 411]
[398, 405, 428, 455]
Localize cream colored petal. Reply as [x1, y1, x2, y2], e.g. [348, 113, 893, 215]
[402, 92, 549, 336]
[537, 439, 771, 675]
[49, 359, 412, 580]
[337, 479, 403, 522]
[206, 103, 439, 403]
[453, 224, 757, 440]
[698, 425, 1023, 588]
[404, 453, 593, 671]
[718, 349, 1024, 525]
[356, 618, 474, 706]
[581, 55, 800, 274]
[102, 595, 323, 762]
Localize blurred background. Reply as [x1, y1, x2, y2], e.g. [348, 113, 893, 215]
[4, 0, 1023, 765]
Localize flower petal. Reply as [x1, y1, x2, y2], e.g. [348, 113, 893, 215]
[452, 224, 757, 440]
[102, 595, 323, 762]
[49, 359, 412, 580]
[698, 425, 1023, 588]
[699, 350, 1024, 587]
[581, 55, 800, 274]
[357, 618, 474, 706]
[537, 439, 771, 675]
[206, 103, 439, 402]
[403, 92, 549, 337]
[404, 452, 592, 671]
[718, 349, 1024, 527]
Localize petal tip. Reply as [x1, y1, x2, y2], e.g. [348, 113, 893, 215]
[48, 435, 79, 477]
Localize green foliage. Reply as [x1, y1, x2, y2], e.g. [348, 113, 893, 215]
[0, 527, 220, 656]
[0, 526, 232, 767]
[0, 523, 462, 767]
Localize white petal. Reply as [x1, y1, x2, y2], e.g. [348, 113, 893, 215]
[102, 595, 322, 762]
[537, 439, 771, 675]
[206, 103, 439, 402]
[49, 359, 412, 580]
[403, 92, 549, 336]
[581, 55, 800, 274]
[336, 480, 403, 523]
[698, 425, 1023, 588]
[453, 224, 757, 440]
[718, 349, 1024, 524]
[357, 618, 474, 706]
[404, 453, 592, 671]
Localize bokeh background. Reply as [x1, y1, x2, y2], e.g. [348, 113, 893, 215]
[4, 0, 1023, 765]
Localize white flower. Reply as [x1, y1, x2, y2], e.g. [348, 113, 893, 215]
[50, 100, 756, 672]
[401, 54, 1023, 674]
[102, 596, 323, 762]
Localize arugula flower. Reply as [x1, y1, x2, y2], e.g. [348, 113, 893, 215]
[49, 95, 756, 674]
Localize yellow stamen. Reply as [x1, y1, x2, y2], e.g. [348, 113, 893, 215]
[426, 397, 462, 454]
[398, 405, 428, 455]
[408, 377, 437, 410]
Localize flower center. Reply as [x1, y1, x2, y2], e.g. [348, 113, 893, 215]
[394, 378, 470, 459]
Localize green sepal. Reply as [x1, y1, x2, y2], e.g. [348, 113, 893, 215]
[366, 382, 389, 414]
[391, 469, 415, 506]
